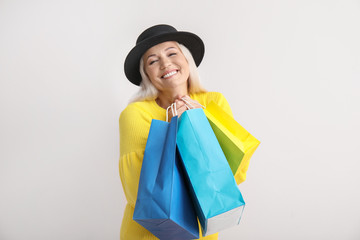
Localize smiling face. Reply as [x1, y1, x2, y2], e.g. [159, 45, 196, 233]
[142, 41, 190, 94]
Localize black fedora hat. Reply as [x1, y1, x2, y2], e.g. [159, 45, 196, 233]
[124, 24, 205, 86]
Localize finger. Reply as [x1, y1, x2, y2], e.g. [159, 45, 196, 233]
[176, 100, 190, 110]
[178, 104, 188, 111]
[178, 100, 191, 110]
[192, 101, 202, 109]
[184, 97, 203, 109]
[181, 97, 195, 109]
[174, 104, 185, 114]
[176, 107, 187, 118]
[174, 99, 185, 106]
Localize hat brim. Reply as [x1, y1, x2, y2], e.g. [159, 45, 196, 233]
[124, 31, 205, 86]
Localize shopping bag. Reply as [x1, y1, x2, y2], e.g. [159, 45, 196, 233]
[204, 101, 260, 184]
[133, 116, 199, 240]
[176, 108, 245, 236]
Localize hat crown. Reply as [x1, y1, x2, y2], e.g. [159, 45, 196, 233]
[136, 24, 178, 44]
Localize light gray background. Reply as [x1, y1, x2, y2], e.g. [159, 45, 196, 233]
[1, 0, 359, 239]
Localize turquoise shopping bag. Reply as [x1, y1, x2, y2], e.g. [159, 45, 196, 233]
[177, 108, 245, 236]
[133, 116, 199, 239]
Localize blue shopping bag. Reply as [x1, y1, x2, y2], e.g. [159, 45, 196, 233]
[133, 116, 199, 240]
[176, 108, 246, 236]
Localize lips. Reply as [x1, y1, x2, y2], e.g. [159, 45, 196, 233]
[161, 70, 178, 79]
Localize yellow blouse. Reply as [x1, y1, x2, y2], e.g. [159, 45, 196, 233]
[119, 92, 242, 240]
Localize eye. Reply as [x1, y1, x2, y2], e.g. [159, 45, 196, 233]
[149, 59, 158, 65]
[168, 52, 177, 57]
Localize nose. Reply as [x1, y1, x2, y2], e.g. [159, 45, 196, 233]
[160, 57, 171, 69]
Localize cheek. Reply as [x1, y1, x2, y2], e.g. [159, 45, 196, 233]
[146, 69, 162, 86]
[180, 59, 189, 73]
[182, 62, 190, 76]
[145, 67, 156, 79]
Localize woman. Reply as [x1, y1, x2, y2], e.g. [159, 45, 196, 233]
[119, 24, 241, 240]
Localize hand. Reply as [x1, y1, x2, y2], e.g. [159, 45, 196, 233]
[180, 95, 204, 109]
[166, 99, 187, 121]
[166, 96, 203, 121]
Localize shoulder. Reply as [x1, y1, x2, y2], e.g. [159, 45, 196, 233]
[119, 101, 154, 156]
[119, 101, 155, 139]
[191, 91, 228, 107]
[120, 101, 154, 123]
[191, 91, 225, 104]
[120, 101, 151, 117]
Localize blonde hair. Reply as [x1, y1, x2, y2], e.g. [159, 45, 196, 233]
[129, 43, 207, 103]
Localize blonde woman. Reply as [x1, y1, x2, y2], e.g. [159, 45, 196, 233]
[119, 24, 241, 239]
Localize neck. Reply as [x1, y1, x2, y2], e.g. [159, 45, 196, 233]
[156, 88, 188, 109]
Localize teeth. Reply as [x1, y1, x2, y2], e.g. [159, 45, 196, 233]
[163, 71, 177, 78]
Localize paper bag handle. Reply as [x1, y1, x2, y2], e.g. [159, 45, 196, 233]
[165, 97, 204, 122]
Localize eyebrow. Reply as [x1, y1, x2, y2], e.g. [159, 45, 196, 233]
[165, 47, 176, 51]
[146, 47, 177, 59]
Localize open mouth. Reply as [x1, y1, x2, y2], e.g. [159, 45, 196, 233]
[162, 70, 178, 79]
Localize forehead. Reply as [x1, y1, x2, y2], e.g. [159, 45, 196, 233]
[143, 41, 179, 58]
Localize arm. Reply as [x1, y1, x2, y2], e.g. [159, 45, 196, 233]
[119, 103, 152, 207]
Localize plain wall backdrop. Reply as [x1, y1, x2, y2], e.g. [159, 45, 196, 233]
[1, 0, 359, 239]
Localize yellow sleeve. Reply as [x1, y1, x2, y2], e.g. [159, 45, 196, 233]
[209, 92, 233, 118]
[119, 103, 156, 239]
[119, 103, 152, 207]
[119, 103, 152, 156]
